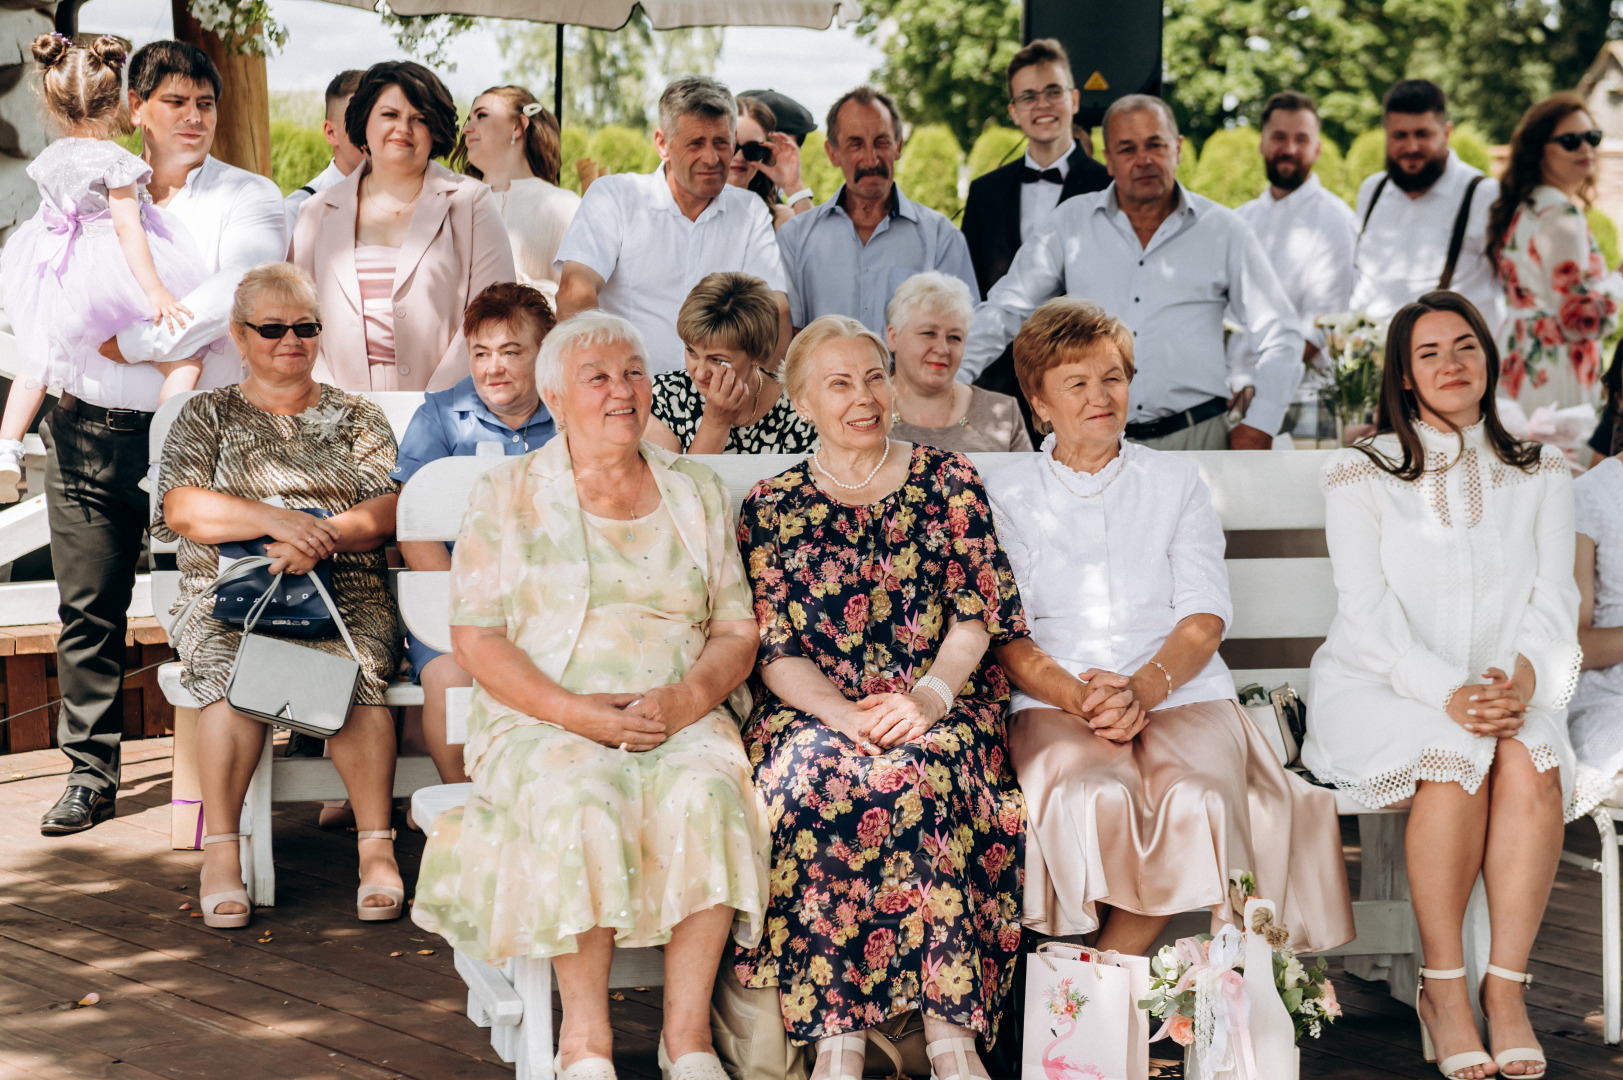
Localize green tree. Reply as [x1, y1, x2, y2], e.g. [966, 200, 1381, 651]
[1191, 127, 1265, 207]
[854, 0, 1020, 150]
[585, 125, 661, 176]
[269, 121, 330, 196]
[967, 123, 1025, 180]
[1313, 136, 1352, 204]
[800, 131, 845, 204]
[896, 124, 965, 218]
[558, 126, 590, 193]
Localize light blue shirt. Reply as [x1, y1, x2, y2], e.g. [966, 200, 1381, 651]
[776, 184, 978, 335]
[960, 183, 1305, 437]
[390, 375, 555, 484]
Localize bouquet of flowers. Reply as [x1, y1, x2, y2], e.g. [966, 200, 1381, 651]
[1314, 311, 1387, 428]
[1138, 873, 1341, 1046]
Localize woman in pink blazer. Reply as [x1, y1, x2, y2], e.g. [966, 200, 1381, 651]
[291, 61, 515, 392]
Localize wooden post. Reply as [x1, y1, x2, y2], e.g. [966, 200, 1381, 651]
[169, 1, 273, 179]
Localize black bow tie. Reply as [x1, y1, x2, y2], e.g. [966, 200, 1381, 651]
[1019, 166, 1064, 185]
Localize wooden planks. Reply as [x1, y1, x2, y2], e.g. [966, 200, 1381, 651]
[0, 621, 174, 754]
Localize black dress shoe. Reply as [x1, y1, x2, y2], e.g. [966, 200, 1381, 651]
[40, 785, 115, 835]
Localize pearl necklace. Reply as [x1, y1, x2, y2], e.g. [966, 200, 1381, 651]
[814, 438, 891, 490]
[1044, 445, 1124, 499]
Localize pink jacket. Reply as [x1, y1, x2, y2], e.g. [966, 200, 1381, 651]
[290, 160, 516, 392]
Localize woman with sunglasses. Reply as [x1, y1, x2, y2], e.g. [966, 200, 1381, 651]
[154, 263, 406, 930]
[1488, 92, 1623, 412]
[729, 97, 813, 230]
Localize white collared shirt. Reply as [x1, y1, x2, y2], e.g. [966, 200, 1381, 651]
[1349, 150, 1504, 333]
[1227, 173, 1358, 392]
[283, 158, 347, 236]
[104, 155, 286, 411]
[1019, 140, 1073, 245]
[554, 165, 787, 374]
[961, 182, 1305, 436]
[986, 435, 1237, 713]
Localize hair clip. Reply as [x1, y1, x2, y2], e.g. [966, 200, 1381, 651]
[52, 31, 72, 43]
[521, 102, 544, 117]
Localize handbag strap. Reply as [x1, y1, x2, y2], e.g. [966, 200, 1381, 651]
[241, 563, 363, 664]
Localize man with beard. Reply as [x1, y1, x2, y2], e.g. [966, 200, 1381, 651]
[556, 76, 790, 375]
[1349, 79, 1503, 332]
[774, 85, 976, 335]
[1227, 92, 1357, 418]
[960, 94, 1302, 450]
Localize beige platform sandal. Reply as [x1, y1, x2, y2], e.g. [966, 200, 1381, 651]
[1417, 966, 1494, 1079]
[1481, 964, 1547, 1077]
[199, 832, 252, 929]
[814, 1033, 867, 1080]
[355, 829, 404, 922]
[925, 1036, 980, 1080]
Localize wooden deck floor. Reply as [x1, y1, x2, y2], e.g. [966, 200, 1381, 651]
[2, 738, 1622, 1079]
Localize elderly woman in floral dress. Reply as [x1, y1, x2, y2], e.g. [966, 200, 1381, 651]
[732, 314, 1027, 1080]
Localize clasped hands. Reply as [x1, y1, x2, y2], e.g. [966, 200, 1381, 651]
[1446, 666, 1531, 738]
[824, 690, 946, 756]
[263, 507, 342, 576]
[570, 682, 703, 752]
[1070, 667, 1162, 743]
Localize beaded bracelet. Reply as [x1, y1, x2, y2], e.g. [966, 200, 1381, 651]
[1146, 659, 1173, 702]
[915, 674, 954, 714]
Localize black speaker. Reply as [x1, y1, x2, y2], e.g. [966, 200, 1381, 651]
[1023, 0, 1163, 129]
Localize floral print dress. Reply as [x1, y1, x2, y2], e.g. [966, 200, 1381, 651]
[1498, 184, 1623, 409]
[732, 444, 1028, 1043]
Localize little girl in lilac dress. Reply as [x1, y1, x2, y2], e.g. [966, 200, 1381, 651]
[0, 34, 204, 500]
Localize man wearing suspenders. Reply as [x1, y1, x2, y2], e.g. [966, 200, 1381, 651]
[1349, 80, 1504, 334]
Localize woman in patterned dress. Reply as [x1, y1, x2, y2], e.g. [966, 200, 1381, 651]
[154, 263, 404, 930]
[1489, 92, 1623, 411]
[410, 311, 768, 1080]
[1302, 292, 1588, 1079]
[644, 272, 818, 455]
[732, 315, 1027, 1080]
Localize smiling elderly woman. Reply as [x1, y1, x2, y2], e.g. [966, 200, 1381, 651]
[154, 263, 404, 930]
[410, 310, 768, 1080]
[984, 298, 1353, 961]
[732, 315, 1027, 1080]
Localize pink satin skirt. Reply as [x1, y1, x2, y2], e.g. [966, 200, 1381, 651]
[1008, 698, 1355, 954]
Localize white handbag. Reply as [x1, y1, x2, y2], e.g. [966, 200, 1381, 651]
[171, 555, 363, 739]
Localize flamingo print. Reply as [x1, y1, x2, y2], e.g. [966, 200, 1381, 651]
[1040, 978, 1104, 1080]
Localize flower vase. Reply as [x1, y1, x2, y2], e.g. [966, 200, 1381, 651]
[1243, 898, 1300, 1080]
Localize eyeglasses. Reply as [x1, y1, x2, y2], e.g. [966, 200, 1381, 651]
[737, 140, 774, 164]
[1548, 129, 1602, 152]
[242, 321, 322, 340]
[1012, 85, 1074, 110]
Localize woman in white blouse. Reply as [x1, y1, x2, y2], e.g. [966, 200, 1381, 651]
[1302, 290, 1586, 1080]
[985, 298, 1354, 959]
[1570, 454, 1623, 801]
[458, 85, 581, 306]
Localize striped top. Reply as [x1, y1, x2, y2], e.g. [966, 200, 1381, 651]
[355, 244, 397, 367]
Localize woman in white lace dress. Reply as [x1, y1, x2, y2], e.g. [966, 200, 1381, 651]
[1302, 290, 1589, 1080]
[1570, 456, 1623, 799]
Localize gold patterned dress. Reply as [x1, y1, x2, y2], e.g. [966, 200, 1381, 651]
[410, 440, 771, 961]
[151, 384, 401, 705]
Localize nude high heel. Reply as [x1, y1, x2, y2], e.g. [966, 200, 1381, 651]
[199, 832, 252, 929]
[1417, 967, 1493, 1079]
[355, 829, 404, 922]
[1480, 964, 1546, 1077]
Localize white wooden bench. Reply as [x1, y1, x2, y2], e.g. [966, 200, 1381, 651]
[397, 449, 1456, 1080]
[150, 390, 442, 906]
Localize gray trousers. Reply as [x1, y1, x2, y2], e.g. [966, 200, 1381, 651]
[42, 405, 151, 794]
[1129, 411, 1231, 451]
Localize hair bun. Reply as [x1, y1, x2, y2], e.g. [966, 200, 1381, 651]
[31, 32, 70, 70]
[89, 35, 127, 71]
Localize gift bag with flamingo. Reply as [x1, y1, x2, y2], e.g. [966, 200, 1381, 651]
[1021, 942, 1151, 1080]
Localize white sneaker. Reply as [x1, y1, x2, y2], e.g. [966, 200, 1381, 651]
[0, 441, 22, 504]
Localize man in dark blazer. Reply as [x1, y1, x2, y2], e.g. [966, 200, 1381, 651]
[961, 39, 1109, 433]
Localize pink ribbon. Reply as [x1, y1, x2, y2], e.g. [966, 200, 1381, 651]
[1149, 930, 1259, 1080]
[39, 204, 109, 277]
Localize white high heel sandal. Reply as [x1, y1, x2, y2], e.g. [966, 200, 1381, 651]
[354, 829, 404, 921]
[815, 1033, 867, 1080]
[1480, 964, 1547, 1077]
[1417, 966, 1493, 1079]
[199, 832, 252, 929]
[925, 1036, 979, 1080]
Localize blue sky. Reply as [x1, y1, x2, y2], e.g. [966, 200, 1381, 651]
[82, 0, 884, 123]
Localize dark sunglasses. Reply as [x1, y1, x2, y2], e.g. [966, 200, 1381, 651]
[1548, 129, 1602, 152]
[242, 320, 322, 340]
[737, 140, 774, 164]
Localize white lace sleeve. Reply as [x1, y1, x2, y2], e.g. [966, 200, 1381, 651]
[1511, 452, 1583, 711]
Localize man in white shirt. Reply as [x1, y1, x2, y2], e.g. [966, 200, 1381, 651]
[282, 69, 364, 234]
[1349, 79, 1503, 333]
[775, 85, 977, 336]
[39, 41, 285, 836]
[960, 94, 1303, 451]
[1228, 91, 1357, 413]
[555, 76, 789, 375]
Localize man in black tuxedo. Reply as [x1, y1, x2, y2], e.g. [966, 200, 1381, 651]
[961, 38, 1110, 436]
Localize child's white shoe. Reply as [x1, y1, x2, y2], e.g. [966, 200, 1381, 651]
[0, 439, 24, 504]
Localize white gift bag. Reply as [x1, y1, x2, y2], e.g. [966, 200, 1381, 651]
[1022, 942, 1150, 1080]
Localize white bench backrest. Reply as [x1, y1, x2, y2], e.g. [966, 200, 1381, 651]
[395, 450, 1338, 658]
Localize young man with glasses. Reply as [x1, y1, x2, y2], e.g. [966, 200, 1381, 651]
[959, 39, 1109, 436]
[1349, 79, 1504, 334]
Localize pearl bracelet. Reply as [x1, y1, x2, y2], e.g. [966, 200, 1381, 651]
[1146, 660, 1173, 701]
[915, 674, 954, 714]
